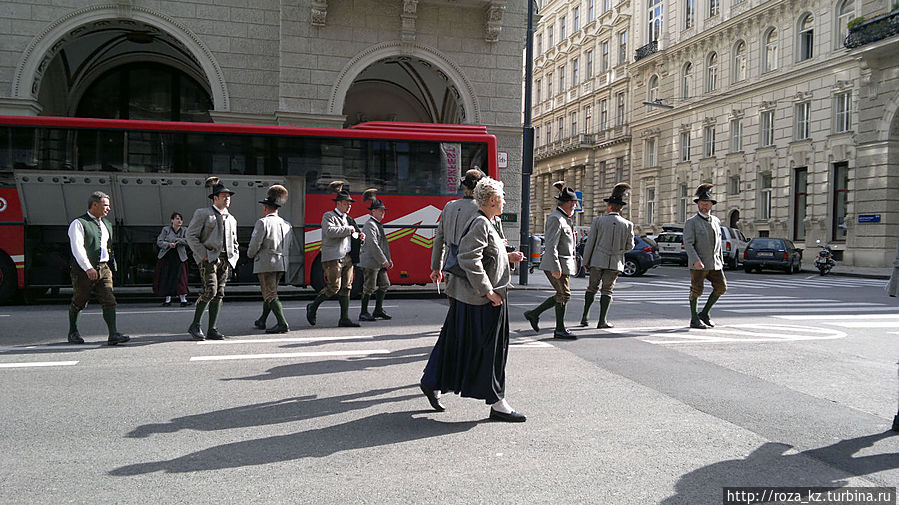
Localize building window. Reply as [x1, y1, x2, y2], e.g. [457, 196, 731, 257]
[571, 112, 578, 137]
[537, 33, 543, 54]
[709, 0, 720, 17]
[558, 117, 564, 139]
[760, 110, 775, 147]
[730, 118, 743, 152]
[648, 0, 663, 43]
[560, 16, 567, 40]
[645, 138, 657, 167]
[645, 187, 656, 224]
[764, 28, 778, 72]
[678, 183, 689, 222]
[599, 160, 607, 186]
[706, 52, 718, 92]
[759, 172, 773, 220]
[548, 26, 554, 47]
[728, 175, 741, 195]
[733, 41, 746, 82]
[546, 123, 552, 144]
[589, 0, 595, 21]
[604, 0, 611, 13]
[618, 30, 628, 65]
[794, 167, 808, 240]
[572, 58, 579, 86]
[648, 75, 659, 103]
[685, 0, 695, 29]
[601, 40, 610, 72]
[834, 91, 851, 133]
[586, 51, 594, 78]
[547, 73, 553, 96]
[559, 66, 566, 91]
[536, 79, 542, 102]
[799, 14, 814, 61]
[682, 62, 693, 99]
[836, 0, 855, 49]
[703, 125, 716, 157]
[615, 157, 624, 182]
[600, 99, 608, 130]
[584, 106, 592, 133]
[616, 92, 626, 126]
[574, 7, 580, 31]
[536, 126, 542, 146]
[795, 101, 811, 140]
[833, 161, 849, 241]
[680, 131, 691, 161]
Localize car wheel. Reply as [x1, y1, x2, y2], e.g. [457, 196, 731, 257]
[622, 259, 638, 277]
[729, 252, 738, 270]
[783, 264, 793, 274]
[744, 265, 753, 273]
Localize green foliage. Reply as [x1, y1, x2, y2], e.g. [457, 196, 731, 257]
[847, 16, 866, 30]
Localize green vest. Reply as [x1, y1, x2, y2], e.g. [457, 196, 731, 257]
[76, 213, 114, 269]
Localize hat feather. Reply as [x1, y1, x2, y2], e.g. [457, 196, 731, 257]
[328, 180, 346, 194]
[204, 176, 220, 188]
[553, 181, 566, 193]
[611, 182, 631, 199]
[362, 188, 378, 202]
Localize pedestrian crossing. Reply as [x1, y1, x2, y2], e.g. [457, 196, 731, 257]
[630, 275, 887, 290]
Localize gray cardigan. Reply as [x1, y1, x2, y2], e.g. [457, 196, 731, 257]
[247, 213, 292, 273]
[539, 207, 577, 275]
[683, 212, 723, 271]
[320, 209, 355, 263]
[156, 225, 188, 262]
[445, 213, 511, 306]
[431, 197, 479, 271]
[186, 206, 239, 268]
[581, 213, 635, 271]
[359, 217, 391, 270]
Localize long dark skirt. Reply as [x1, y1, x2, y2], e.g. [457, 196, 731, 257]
[421, 297, 509, 404]
[153, 253, 188, 296]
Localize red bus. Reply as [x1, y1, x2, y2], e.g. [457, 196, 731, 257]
[0, 116, 498, 303]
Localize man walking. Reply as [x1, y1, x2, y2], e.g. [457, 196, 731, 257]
[66, 191, 130, 345]
[359, 188, 393, 321]
[430, 169, 483, 283]
[579, 183, 635, 329]
[306, 181, 365, 328]
[185, 177, 239, 341]
[524, 181, 579, 339]
[248, 184, 292, 334]
[684, 183, 726, 329]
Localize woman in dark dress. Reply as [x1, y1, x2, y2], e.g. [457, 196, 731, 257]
[153, 212, 191, 307]
[419, 177, 527, 422]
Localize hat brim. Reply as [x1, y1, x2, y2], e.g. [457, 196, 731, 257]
[259, 199, 282, 208]
[209, 189, 236, 198]
[693, 198, 717, 204]
[603, 197, 627, 206]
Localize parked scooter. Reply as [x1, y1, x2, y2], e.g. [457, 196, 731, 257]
[814, 239, 835, 275]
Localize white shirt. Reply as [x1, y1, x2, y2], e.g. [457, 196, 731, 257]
[334, 207, 359, 239]
[68, 213, 109, 272]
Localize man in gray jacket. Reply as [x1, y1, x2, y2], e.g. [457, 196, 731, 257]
[579, 183, 635, 329]
[359, 188, 392, 321]
[185, 177, 239, 341]
[306, 181, 365, 327]
[248, 185, 292, 334]
[524, 181, 579, 339]
[684, 183, 726, 329]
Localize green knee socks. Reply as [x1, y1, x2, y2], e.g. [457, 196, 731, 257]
[360, 294, 371, 315]
[581, 291, 596, 322]
[102, 307, 117, 337]
[270, 299, 287, 326]
[554, 302, 567, 332]
[375, 290, 386, 313]
[598, 295, 612, 324]
[207, 300, 222, 330]
[192, 300, 210, 326]
[700, 293, 721, 317]
[68, 308, 82, 334]
[533, 296, 557, 317]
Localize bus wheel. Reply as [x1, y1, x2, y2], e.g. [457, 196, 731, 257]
[0, 253, 17, 304]
[310, 255, 325, 293]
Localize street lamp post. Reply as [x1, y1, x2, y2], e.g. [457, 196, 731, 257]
[519, 0, 536, 285]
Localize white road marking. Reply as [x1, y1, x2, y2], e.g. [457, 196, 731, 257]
[0, 344, 102, 352]
[646, 299, 846, 305]
[642, 324, 847, 344]
[510, 337, 553, 348]
[824, 321, 899, 328]
[0, 314, 10, 317]
[197, 335, 373, 345]
[190, 349, 390, 361]
[775, 314, 899, 320]
[0, 361, 79, 368]
[722, 306, 896, 313]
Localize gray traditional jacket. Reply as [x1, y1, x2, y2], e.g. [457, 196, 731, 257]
[320, 209, 355, 263]
[156, 225, 189, 262]
[186, 206, 239, 268]
[581, 213, 635, 271]
[359, 216, 391, 270]
[445, 213, 511, 306]
[430, 196, 479, 271]
[888, 240, 899, 297]
[247, 212, 292, 273]
[683, 212, 723, 271]
[539, 207, 577, 275]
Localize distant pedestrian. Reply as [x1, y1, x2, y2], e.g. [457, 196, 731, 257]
[358, 189, 392, 321]
[66, 191, 130, 345]
[419, 176, 527, 422]
[153, 212, 191, 307]
[524, 181, 579, 339]
[248, 185, 292, 334]
[887, 239, 899, 431]
[684, 183, 726, 329]
[185, 177, 239, 341]
[430, 169, 483, 284]
[579, 183, 635, 329]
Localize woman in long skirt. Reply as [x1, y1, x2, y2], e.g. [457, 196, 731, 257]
[419, 176, 526, 422]
[153, 212, 191, 307]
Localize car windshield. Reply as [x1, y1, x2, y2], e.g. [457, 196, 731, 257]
[748, 239, 785, 250]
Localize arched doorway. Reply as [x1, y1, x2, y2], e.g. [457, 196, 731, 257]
[729, 209, 740, 228]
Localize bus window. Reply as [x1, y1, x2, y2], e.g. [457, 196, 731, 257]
[76, 129, 124, 172]
[126, 132, 173, 173]
[0, 127, 38, 171]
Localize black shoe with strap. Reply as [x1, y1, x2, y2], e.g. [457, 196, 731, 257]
[206, 328, 226, 340]
[359, 313, 376, 321]
[690, 318, 708, 329]
[67, 331, 84, 344]
[338, 319, 361, 328]
[523, 311, 540, 332]
[698, 313, 715, 327]
[306, 303, 317, 326]
[254, 318, 267, 330]
[107, 333, 131, 346]
[419, 384, 445, 412]
[372, 310, 392, 320]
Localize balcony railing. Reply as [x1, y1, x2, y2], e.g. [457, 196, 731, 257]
[845, 11, 899, 49]
[634, 40, 658, 62]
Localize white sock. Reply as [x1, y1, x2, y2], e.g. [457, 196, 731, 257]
[491, 398, 513, 414]
[164, 296, 171, 303]
[179, 294, 187, 302]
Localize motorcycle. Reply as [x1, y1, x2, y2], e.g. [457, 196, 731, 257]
[814, 240, 835, 275]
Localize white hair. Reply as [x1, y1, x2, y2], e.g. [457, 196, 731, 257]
[473, 176, 504, 207]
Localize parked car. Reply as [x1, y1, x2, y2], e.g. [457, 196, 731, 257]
[656, 231, 687, 265]
[743, 237, 803, 274]
[623, 235, 661, 277]
[720, 226, 748, 269]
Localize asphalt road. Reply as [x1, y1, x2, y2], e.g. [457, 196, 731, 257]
[1, 266, 897, 504]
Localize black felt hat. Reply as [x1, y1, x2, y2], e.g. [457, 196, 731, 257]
[206, 176, 235, 199]
[553, 181, 578, 202]
[693, 183, 717, 204]
[603, 183, 631, 206]
[259, 184, 287, 208]
[329, 180, 354, 202]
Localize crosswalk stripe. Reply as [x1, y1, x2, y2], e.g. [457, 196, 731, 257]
[645, 299, 849, 305]
[190, 350, 390, 361]
[775, 314, 899, 320]
[0, 344, 103, 352]
[0, 361, 78, 368]
[197, 335, 372, 345]
[722, 306, 896, 313]
[825, 321, 899, 328]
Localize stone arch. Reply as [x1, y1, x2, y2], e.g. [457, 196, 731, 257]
[11, 4, 229, 111]
[877, 90, 899, 141]
[329, 42, 480, 124]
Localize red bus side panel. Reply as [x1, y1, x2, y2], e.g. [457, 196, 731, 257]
[0, 187, 26, 289]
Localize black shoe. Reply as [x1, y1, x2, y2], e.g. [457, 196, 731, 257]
[107, 333, 130, 346]
[306, 303, 317, 326]
[188, 324, 205, 341]
[698, 313, 715, 328]
[523, 310, 540, 332]
[162, 301, 171, 307]
[254, 318, 267, 330]
[690, 319, 709, 329]
[359, 313, 376, 321]
[553, 328, 577, 340]
[180, 300, 193, 307]
[489, 409, 527, 422]
[67, 331, 84, 344]
[892, 413, 899, 432]
[206, 329, 226, 340]
[338, 319, 361, 328]
[419, 383, 446, 412]
[265, 323, 289, 334]
[372, 310, 392, 320]
[578, 318, 589, 327]
[597, 321, 614, 329]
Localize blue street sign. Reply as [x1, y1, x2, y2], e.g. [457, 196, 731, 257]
[575, 191, 584, 213]
[858, 214, 881, 223]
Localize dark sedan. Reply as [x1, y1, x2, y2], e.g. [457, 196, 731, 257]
[575, 235, 661, 277]
[743, 238, 803, 274]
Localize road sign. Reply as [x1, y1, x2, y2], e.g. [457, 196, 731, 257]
[574, 191, 583, 213]
[858, 214, 881, 223]
[498, 151, 508, 168]
[500, 213, 517, 222]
